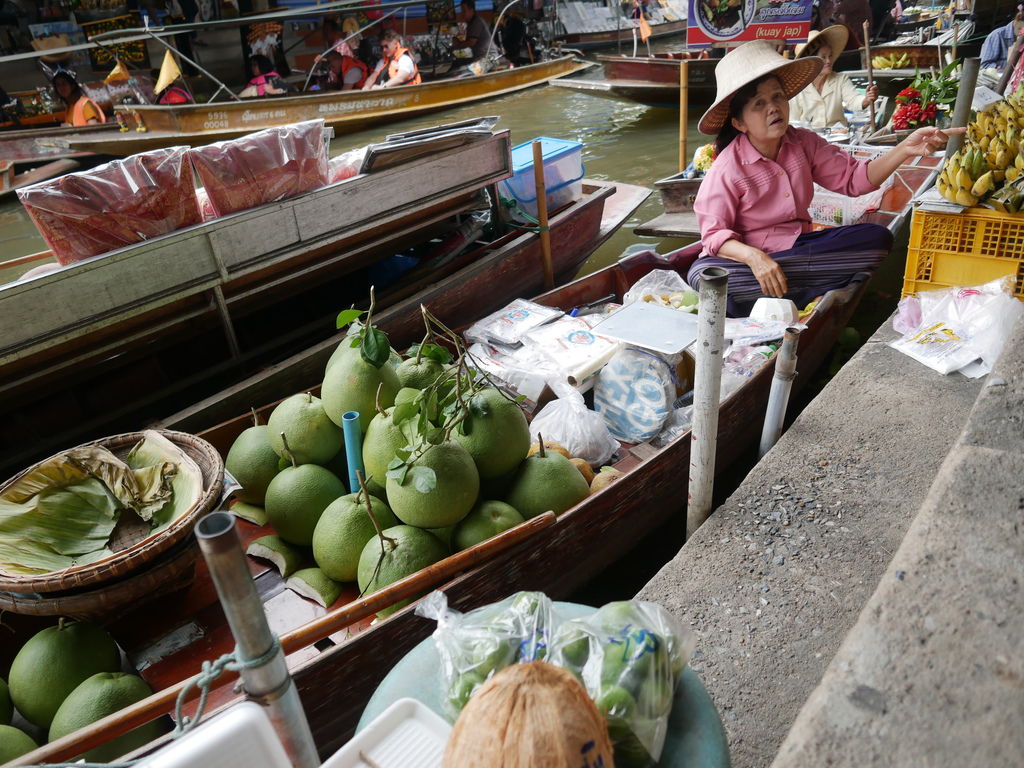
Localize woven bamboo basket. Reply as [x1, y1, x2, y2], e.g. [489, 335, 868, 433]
[0, 430, 223, 594]
[0, 536, 198, 621]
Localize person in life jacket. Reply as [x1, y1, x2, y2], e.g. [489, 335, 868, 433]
[157, 84, 193, 104]
[52, 70, 106, 126]
[240, 54, 290, 98]
[362, 29, 421, 90]
[322, 50, 368, 90]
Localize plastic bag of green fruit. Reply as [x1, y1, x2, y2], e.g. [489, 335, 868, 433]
[549, 600, 697, 768]
[416, 590, 558, 721]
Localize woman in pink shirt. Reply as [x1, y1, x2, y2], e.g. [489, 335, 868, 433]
[688, 41, 960, 315]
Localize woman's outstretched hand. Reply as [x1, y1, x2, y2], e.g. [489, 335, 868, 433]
[900, 126, 967, 158]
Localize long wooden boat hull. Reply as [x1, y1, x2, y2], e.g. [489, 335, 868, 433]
[551, 53, 717, 106]
[63, 57, 591, 157]
[0, 123, 109, 164]
[555, 19, 688, 50]
[177, 244, 867, 759]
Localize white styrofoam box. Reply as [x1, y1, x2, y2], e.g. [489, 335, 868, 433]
[323, 698, 451, 768]
[134, 702, 290, 768]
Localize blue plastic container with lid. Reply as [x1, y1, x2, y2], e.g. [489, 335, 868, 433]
[498, 136, 585, 223]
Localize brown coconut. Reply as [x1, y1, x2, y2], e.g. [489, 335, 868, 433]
[443, 661, 615, 768]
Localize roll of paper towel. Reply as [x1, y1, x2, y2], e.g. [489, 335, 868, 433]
[750, 298, 800, 324]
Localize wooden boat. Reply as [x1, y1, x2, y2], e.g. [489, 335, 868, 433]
[835, 19, 979, 75]
[15, 173, 907, 764]
[636, 147, 944, 238]
[554, 0, 689, 51]
[60, 56, 591, 157]
[0, 158, 80, 200]
[550, 52, 718, 106]
[0, 127, 649, 481]
[0, 123, 109, 165]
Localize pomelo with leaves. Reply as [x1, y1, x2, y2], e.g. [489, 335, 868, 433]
[322, 304, 400, 432]
[386, 441, 480, 528]
[267, 393, 342, 467]
[356, 524, 448, 617]
[312, 490, 398, 582]
[395, 341, 450, 390]
[362, 406, 417, 498]
[452, 387, 531, 479]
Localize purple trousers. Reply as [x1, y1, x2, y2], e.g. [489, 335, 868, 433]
[687, 223, 894, 316]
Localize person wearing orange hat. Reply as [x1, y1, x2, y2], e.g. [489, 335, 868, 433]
[687, 40, 960, 314]
[790, 25, 879, 128]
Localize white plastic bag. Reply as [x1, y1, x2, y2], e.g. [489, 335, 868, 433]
[594, 347, 676, 442]
[524, 316, 623, 385]
[465, 298, 563, 346]
[623, 269, 697, 311]
[529, 382, 619, 466]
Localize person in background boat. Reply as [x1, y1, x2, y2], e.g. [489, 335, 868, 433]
[321, 49, 368, 90]
[455, 0, 497, 60]
[52, 70, 106, 126]
[363, 29, 421, 90]
[789, 26, 878, 128]
[980, 7, 1024, 70]
[689, 40, 961, 316]
[870, 0, 897, 41]
[834, 0, 871, 49]
[240, 54, 290, 98]
[498, 5, 532, 65]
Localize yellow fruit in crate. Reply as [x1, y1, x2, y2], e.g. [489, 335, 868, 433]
[955, 188, 979, 207]
[1007, 166, 1020, 182]
[971, 171, 995, 197]
[956, 168, 973, 189]
[994, 169, 1006, 183]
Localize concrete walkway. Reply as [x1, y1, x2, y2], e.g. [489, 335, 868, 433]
[636, 319, 984, 768]
[771, 316, 1024, 767]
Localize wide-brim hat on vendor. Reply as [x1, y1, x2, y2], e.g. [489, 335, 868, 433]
[698, 40, 824, 135]
[794, 25, 849, 59]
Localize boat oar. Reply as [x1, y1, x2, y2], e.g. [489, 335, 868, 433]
[679, 59, 689, 172]
[532, 140, 554, 290]
[10, 511, 557, 766]
[863, 21, 877, 132]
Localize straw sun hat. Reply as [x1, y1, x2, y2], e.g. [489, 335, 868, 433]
[698, 40, 823, 135]
[794, 25, 849, 59]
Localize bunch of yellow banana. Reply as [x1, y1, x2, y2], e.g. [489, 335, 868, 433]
[937, 146, 992, 207]
[871, 52, 911, 69]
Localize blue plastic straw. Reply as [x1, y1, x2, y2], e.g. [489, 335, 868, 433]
[342, 411, 365, 494]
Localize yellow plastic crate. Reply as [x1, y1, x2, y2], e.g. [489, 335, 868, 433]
[903, 207, 1024, 299]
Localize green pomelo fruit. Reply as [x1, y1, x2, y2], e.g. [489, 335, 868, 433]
[386, 442, 480, 528]
[452, 500, 524, 551]
[503, 451, 590, 519]
[267, 393, 343, 466]
[321, 343, 400, 432]
[0, 726, 36, 763]
[224, 425, 280, 505]
[50, 673, 167, 762]
[596, 685, 638, 719]
[395, 357, 446, 390]
[0, 679, 10, 726]
[9, 621, 121, 729]
[312, 492, 398, 582]
[356, 525, 447, 617]
[556, 627, 592, 668]
[362, 407, 412, 495]
[264, 464, 346, 546]
[452, 388, 530, 479]
[394, 387, 421, 405]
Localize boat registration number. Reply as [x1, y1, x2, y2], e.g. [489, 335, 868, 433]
[203, 111, 229, 130]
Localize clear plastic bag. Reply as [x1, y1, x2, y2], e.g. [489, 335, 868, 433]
[549, 600, 696, 767]
[524, 316, 624, 386]
[623, 268, 698, 312]
[415, 590, 557, 721]
[594, 347, 676, 442]
[529, 381, 619, 467]
[17, 146, 201, 265]
[464, 298, 563, 346]
[188, 119, 330, 218]
[651, 405, 693, 447]
[328, 145, 367, 184]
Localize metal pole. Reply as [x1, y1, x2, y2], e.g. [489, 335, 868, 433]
[196, 512, 320, 768]
[758, 327, 801, 458]
[947, 57, 979, 157]
[686, 267, 728, 539]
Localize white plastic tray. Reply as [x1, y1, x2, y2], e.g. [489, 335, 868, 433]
[592, 301, 698, 356]
[323, 697, 452, 768]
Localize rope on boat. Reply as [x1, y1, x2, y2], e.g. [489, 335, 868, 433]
[498, 196, 551, 233]
[173, 635, 284, 734]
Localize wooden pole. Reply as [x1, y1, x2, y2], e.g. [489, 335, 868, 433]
[679, 59, 689, 172]
[532, 140, 554, 290]
[10, 512, 557, 766]
[863, 20, 877, 132]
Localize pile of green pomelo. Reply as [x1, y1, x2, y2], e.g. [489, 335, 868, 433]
[0, 619, 165, 763]
[224, 309, 625, 614]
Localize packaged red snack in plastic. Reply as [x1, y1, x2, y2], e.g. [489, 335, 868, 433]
[17, 147, 201, 266]
[189, 120, 330, 218]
